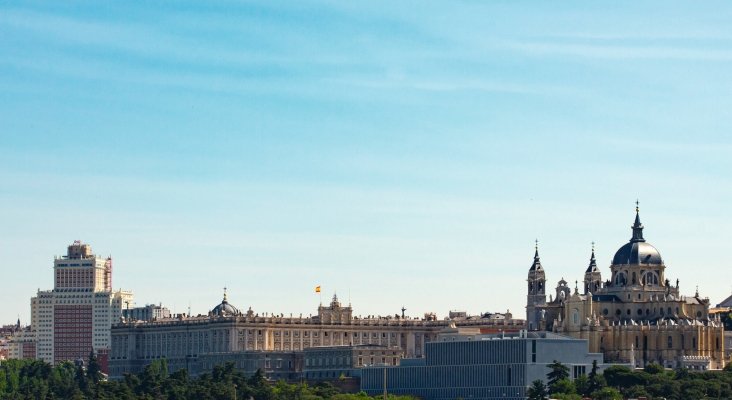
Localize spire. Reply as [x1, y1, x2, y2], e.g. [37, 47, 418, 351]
[585, 242, 598, 272]
[529, 239, 543, 272]
[631, 200, 645, 242]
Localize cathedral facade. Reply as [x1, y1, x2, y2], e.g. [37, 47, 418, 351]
[526, 206, 725, 369]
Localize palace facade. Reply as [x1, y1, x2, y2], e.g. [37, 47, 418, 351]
[527, 206, 725, 369]
[110, 293, 524, 377]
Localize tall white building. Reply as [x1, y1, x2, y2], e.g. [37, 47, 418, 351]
[31, 241, 133, 366]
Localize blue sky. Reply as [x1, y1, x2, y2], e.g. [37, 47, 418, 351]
[2, 1, 732, 324]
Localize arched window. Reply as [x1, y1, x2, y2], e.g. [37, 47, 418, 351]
[615, 272, 627, 286]
[642, 271, 659, 286]
[572, 309, 579, 325]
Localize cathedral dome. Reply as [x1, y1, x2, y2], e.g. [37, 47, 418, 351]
[612, 241, 663, 265]
[611, 206, 663, 266]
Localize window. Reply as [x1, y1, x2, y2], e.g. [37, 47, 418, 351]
[667, 336, 673, 349]
[642, 272, 659, 286]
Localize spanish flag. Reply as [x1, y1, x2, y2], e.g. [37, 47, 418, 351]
[315, 285, 321, 293]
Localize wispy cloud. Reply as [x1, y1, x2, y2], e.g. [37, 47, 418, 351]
[496, 39, 732, 61]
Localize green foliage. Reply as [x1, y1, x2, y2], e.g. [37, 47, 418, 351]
[551, 394, 581, 400]
[526, 379, 548, 400]
[590, 386, 623, 400]
[572, 374, 589, 396]
[87, 351, 103, 384]
[642, 361, 664, 374]
[548, 378, 575, 395]
[546, 360, 570, 388]
[1, 358, 426, 400]
[5, 356, 732, 400]
[585, 359, 605, 395]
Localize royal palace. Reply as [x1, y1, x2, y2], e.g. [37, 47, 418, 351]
[109, 293, 523, 378]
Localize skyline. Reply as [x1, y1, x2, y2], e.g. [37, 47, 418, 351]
[2, 1, 732, 324]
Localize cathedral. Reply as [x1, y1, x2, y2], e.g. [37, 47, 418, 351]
[526, 205, 725, 369]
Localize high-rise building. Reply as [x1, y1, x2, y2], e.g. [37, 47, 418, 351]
[31, 241, 133, 368]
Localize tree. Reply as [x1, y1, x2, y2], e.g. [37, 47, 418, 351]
[573, 374, 589, 396]
[586, 359, 605, 394]
[75, 363, 88, 394]
[603, 365, 641, 389]
[623, 385, 649, 399]
[591, 387, 623, 400]
[643, 362, 664, 374]
[549, 378, 575, 395]
[546, 360, 570, 387]
[87, 350, 103, 384]
[527, 379, 548, 400]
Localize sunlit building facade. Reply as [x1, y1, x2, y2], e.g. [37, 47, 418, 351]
[31, 241, 133, 367]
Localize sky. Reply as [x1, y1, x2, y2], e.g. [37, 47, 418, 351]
[1, 1, 732, 324]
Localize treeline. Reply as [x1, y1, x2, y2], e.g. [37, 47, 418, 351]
[528, 360, 732, 400]
[0, 356, 416, 400]
[4, 355, 732, 400]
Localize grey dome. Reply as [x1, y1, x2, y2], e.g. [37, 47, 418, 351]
[212, 289, 239, 316]
[612, 207, 663, 266]
[612, 241, 663, 265]
[212, 300, 239, 316]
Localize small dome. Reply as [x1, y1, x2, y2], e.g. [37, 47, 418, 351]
[212, 300, 239, 316]
[612, 241, 663, 265]
[211, 288, 239, 316]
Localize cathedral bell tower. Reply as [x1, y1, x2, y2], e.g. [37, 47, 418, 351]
[526, 240, 547, 331]
[583, 243, 602, 294]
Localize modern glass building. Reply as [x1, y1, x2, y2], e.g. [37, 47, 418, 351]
[361, 331, 610, 400]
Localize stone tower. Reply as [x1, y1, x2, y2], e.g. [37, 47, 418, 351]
[526, 241, 547, 331]
[583, 244, 602, 294]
